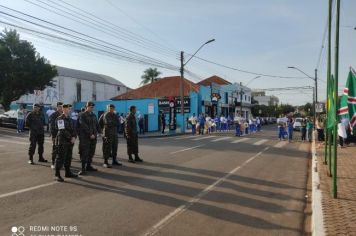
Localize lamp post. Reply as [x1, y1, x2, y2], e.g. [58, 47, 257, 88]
[287, 66, 318, 127]
[245, 76, 261, 86]
[180, 39, 215, 133]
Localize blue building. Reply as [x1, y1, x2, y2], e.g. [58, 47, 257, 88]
[74, 75, 252, 132]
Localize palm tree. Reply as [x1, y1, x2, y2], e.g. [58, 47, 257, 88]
[140, 68, 161, 85]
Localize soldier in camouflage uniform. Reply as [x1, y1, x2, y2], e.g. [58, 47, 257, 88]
[26, 103, 47, 164]
[78, 101, 100, 175]
[125, 106, 143, 163]
[54, 104, 78, 182]
[99, 104, 122, 168]
[49, 101, 63, 169]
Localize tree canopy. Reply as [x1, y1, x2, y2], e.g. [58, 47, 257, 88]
[0, 29, 57, 110]
[140, 68, 161, 86]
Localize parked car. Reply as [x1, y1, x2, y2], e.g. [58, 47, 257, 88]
[0, 110, 18, 128]
[293, 117, 303, 131]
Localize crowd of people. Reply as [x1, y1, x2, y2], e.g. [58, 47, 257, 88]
[188, 113, 264, 136]
[276, 117, 314, 143]
[23, 101, 142, 182]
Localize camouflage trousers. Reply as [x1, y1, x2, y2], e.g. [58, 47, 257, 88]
[56, 143, 73, 171]
[79, 137, 97, 165]
[102, 135, 118, 161]
[28, 133, 44, 158]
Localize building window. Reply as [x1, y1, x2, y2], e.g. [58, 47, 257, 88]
[245, 95, 247, 101]
[117, 86, 120, 91]
[248, 96, 250, 101]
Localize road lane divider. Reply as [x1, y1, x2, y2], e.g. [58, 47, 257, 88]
[169, 145, 205, 155]
[143, 146, 270, 236]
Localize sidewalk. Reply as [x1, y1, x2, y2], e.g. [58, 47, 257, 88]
[315, 143, 356, 235]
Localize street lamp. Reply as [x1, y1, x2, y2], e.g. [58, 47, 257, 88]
[180, 39, 215, 133]
[245, 76, 261, 86]
[287, 66, 318, 127]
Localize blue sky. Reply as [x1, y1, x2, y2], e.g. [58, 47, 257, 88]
[1, 0, 355, 105]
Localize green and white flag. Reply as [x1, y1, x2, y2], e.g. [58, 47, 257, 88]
[348, 68, 356, 133]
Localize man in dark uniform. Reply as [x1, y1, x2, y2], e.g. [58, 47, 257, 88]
[49, 101, 63, 169]
[78, 101, 100, 175]
[54, 104, 78, 182]
[125, 106, 143, 163]
[26, 103, 48, 164]
[99, 104, 122, 168]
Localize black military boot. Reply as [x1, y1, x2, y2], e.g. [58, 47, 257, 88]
[28, 156, 34, 165]
[38, 155, 48, 163]
[112, 157, 122, 166]
[128, 155, 135, 163]
[78, 162, 86, 176]
[134, 154, 143, 162]
[86, 164, 98, 171]
[55, 169, 64, 182]
[65, 167, 78, 178]
[103, 160, 111, 168]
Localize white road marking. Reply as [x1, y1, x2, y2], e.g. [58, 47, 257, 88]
[0, 139, 28, 145]
[143, 146, 270, 236]
[253, 139, 268, 146]
[274, 141, 288, 148]
[192, 136, 216, 141]
[211, 137, 232, 142]
[0, 182, 57, 199]
[174, 135, 199, 140]
[169, 145, 205, 154]
[230, 137, 250, 143]
[0, 134, 52, 144]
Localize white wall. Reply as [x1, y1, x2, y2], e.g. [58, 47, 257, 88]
[15, 75, 128, 106]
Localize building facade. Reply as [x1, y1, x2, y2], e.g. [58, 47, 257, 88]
[13, 66, 128, 107]
[252, 91, 279, 106]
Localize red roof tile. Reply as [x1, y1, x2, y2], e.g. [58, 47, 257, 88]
[112, 76, 200, 100]
[198, 75, 231, 86]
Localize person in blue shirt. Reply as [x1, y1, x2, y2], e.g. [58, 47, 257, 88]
[198, 114, 206, 135]
[287, 118, 294, 142]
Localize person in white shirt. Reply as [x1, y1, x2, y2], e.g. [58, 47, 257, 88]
[16, 105, 26, 133]
[46, 106, 55, 132]
[189, 113, 197, 135]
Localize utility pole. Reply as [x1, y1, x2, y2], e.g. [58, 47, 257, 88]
[179, 39, 215, 133]
[315, 69, 318, 103]
[240, 82, 244, 118]
[180, 51, 185, 133]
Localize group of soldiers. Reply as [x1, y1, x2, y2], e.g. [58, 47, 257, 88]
[25, 101, 143, 182]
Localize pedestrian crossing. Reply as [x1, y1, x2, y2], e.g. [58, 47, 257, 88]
[171, 134, 305, 149]
[211, 137, 232, 142]
[0, 130, 296, 149]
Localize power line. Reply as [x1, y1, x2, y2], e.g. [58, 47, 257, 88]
[187, 55, 309, 79]
[0, 6, 179, 70]
[0, 18, 180, 71]
[23, 0, 178, 58]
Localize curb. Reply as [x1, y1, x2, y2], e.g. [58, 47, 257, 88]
[311, 131, 325, 236]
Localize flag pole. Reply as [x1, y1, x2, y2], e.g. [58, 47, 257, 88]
[324, 0, 333, 166]
[332, 0, 340, 199]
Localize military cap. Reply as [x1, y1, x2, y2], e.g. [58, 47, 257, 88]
[56, 102, 63, 107]
[33, 103, 40, 108]
[108, 104, 115, 108]
[62, 104, 70, 108]
[86, 101, 95, 107]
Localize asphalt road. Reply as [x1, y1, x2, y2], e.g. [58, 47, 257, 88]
[0, 125, 311, 236]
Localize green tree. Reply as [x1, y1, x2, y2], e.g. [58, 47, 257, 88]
[0, 29, 57, 110]
[140, 68, 161, 85]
